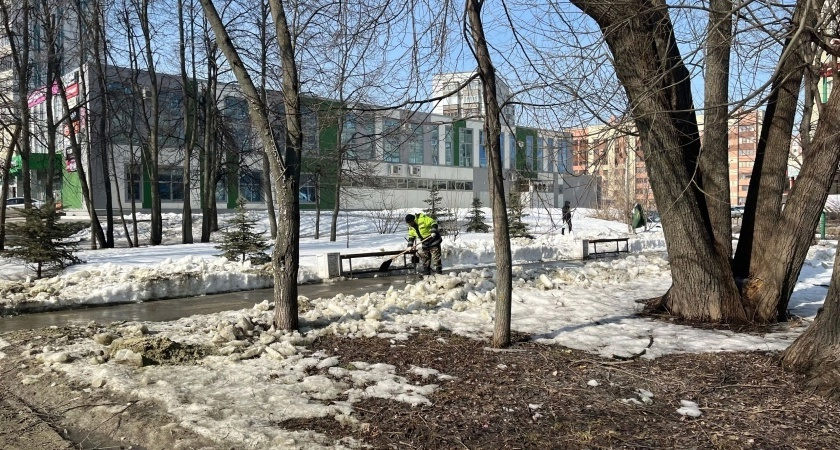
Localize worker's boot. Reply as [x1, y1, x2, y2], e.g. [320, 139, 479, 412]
[434, 266, 443, 275]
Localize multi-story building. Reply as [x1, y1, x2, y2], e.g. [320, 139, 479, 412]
[569, 120, 651, 212]
[18, 65, 592, 215]
[702, 109, 763, 206]
[1, 1, 91, 201]
[570, 109, 765, 211]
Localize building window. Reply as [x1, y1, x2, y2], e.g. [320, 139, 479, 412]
[158, 167, 184, 201]
[479, 130, 487, 168]
[499, 132, 505, 166]
[215, 174, 227, 202]
[383, 118, 401, 163]
[459, 127, 473, 167]
[445, 125, 453, 166]
[431, 126, 439, 165]
[537, 137, 545, 171]
[509, 135, 516, 170]
[342, 114, 374, 160]
[299, 176, 316, 203]
[240, 171, 263, 202]
[525, 135, 534, 170]
[408, 129, 423, 164]
[224, 96, 248, 121]
[124, 166, 142, 202]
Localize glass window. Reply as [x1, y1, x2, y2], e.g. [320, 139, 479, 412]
[526, 135, 534, 170]
[444, 125, 453, 166]
[479, 130, 487, 168]
[383, 118, 401, 163]
[431, 126, 439, 165]
[509, 135, 517, 170]
[299, 176, 316, 203]
[459, 127, 473, 167]
[224, 96, 248, 121]
[240, 171, 264, 202]
[408, 128, 423, 164]
[342, 113, 374, 160]
[302, 106, 319, 156]
[158, 167, 184, 201]
[499, 132, 505, 166]
[125, 166, 142, 202]
[537, 137, 544, 171]
[215, 174, 228, 202]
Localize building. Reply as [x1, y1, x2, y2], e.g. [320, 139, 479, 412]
[570, 108, 765, 212]
[18, 65, 592, 216]
[0, 0, 91, 201]
[569, 120, 652, 212]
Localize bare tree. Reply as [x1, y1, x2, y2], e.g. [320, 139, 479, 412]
[178, 0, 198, 244]
[466, 0, 513, 348]
[199, 0, 302, 330]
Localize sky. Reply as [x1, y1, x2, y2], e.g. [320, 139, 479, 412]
[0, 207, 833, 448]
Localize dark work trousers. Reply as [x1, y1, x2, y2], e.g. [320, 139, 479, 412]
[415, 245, 442, 274]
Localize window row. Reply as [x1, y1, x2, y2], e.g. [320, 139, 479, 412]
[124, 167, 265, 203]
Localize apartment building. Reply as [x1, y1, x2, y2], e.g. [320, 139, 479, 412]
[569, 120, 652, 211]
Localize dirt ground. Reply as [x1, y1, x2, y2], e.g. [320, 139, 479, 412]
[1, 326, 839, 449]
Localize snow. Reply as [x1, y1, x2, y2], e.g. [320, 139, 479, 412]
[1, 207, 833, 448]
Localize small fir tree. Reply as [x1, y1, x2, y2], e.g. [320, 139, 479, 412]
[216, 198, 271, 264]
[423, 183, 454, 234]
[423, 183, 444, 218]
[5, 203, 86, 278]
[507, 188, 533, 239]
[465, 197, 489, 232]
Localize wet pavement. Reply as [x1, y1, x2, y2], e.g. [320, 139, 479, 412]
[0, 260, 584, 332]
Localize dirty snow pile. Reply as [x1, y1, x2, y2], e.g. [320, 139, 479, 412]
[16, 254, 823, 449]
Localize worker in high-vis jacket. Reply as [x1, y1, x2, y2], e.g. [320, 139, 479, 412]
[405, 213, 443, 275]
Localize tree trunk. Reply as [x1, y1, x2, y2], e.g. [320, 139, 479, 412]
[199, 0, 301, 331]
[700, 0, 733, 259]
[267, 0, 302, 331]
[467, 0, 513, 348]
[92, 10, 115, 248]
[179, 0, 196, 244]
[139, 0, 162, 246]
[258, 0, 278, 239]
[743, 84, 840, 321]
[781, 244, 840, 400]
[572, 0, 745, 323]
[201, 42, 217, 243]
[0, 130, 19, 250]
[734, 0, 824, 280]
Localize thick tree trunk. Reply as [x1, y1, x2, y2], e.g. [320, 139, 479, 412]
[572, 0, 745, 322]
[467, 0, 513, 347]
[201, 54, 217, 243]
[700, 0, 733, 259]
[734, 0, 824, 279]
[86, 4, 115, 248]
[743, 85, 840, 322]
[781, 244, 840, 400]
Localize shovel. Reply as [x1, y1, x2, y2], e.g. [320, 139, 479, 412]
[378, 235, 433, 272]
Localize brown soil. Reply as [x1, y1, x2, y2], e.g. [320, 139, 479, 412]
[1, 327, 838, 449]
[286, 330, 840, 450]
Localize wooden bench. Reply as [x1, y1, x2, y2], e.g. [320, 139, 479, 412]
[587, 238, 630, 258]
[340, 249, 417, 277]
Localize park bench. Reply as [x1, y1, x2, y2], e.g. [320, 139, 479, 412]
[586, 238, 630, 259]
[339, 249, 417, 278]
